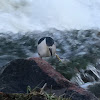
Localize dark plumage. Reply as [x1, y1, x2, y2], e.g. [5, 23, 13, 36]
[45, 37, 54, 46]
[38, 37, 45, 44]
[38, 37, 54, 46]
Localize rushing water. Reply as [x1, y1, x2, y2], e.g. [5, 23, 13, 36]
[0, 0, 100, 33]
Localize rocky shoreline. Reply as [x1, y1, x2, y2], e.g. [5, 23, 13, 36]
[0, 58, 98, 100]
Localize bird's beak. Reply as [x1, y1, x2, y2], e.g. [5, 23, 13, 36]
[55, 54, 62, 62]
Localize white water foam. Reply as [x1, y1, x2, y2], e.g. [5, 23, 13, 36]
[0, 0, 100, 33]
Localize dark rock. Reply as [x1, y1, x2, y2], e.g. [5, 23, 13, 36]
[0, 58, 62, 93]
[64, 86, 98, 100]
[0, 58, 98, 100]
[88, 83, 100, 98]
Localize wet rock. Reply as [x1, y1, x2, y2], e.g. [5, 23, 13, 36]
[0, 58, 98, 100]
[88, 83, 100, 98]
[80, 64, 100, 83]
[64, 86, 98, 100]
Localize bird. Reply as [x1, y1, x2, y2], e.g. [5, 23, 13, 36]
[37, 37, 61, 61]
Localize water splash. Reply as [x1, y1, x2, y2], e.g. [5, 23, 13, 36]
[0, 0, 100, 33]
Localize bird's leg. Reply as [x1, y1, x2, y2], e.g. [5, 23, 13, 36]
[55, 54, 62, 62]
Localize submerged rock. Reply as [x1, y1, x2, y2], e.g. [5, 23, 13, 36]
[0, 58, 98, 100]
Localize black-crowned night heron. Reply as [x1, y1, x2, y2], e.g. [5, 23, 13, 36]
[37, 37, 61, 61]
